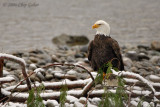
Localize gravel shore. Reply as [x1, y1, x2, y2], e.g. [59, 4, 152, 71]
[1, 40, 160, 106]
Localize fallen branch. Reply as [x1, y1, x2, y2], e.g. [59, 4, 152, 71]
[0, 77, 15, 84]
[111, 69, 156, 95]
[0, 53, 31, 90]
[5, 79, 91, 92]
[88, 89, 159, 100]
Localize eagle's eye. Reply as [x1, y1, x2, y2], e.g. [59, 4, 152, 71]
[98, 24, 102, 25]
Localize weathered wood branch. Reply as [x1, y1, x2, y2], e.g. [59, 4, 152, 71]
[5, 79, 90, 92]
[0, 54, 31, 90]
[111, 69, 156, 95]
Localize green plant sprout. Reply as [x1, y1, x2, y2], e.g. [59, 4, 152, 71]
[60, 83, 68, 107]
[27, 83, 45, 107]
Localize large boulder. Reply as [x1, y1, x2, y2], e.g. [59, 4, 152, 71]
[52, 34, 89, 46]
[151, 41, 160, 51]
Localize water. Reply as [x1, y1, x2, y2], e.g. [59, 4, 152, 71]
[0, 0, 160, 52]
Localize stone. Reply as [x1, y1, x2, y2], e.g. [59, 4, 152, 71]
[80, 46, 88, 53]
[51, 55, 60, 62]
[87, 102, 97, 107]
[45, 74, 53, 80]
[65, 103, 70, 107]
[52, 34, 89, 46]
[5, 62, 13, 69]
[23, 52, 29, 57]
[26, 60, 32, 64]
[67, 69, 77, 75]
[148, 50, 160, 56]
[74, 101, 84, 107]
[141, 61, 153, 67]
[55, 67, 63, 71]
[29, 49, 44, 54]
[46, 100, 59, 107]
[30, 74, 40, 82]
[134, 62, 143, 69]
[151, 41, 160, 51]
[66, 95, 78, 103]
[125, 51, 138, 61]
[131, 67, 138, 73]
[138, 48, 148, 54]
[47, 68, 53, 74]
[123, 57, 133, 68]
[60, 57, 66, 63]
[38, 60, 46, 66]
[77, 73, 89, 79]
[12, 51, 23, 57]
[10, 63, 20, 70]
[79, 97, 86, 104]
[58, 45, 69, 51]
[138, 53, 150, 60]
[29, 57, 39, 63]
[70, 104, 74, 107]
[124, 66, 131, 72]
[36, 72, 45, 81]
[91, 97, 101, 106]
[149, 75, 160, 82]
[75, 53, 84, 58]
[139, 69, 151, 76]
[29, 64, 37, 70]
[137, 45, 150, 50]
[67, 56, 75, 62]
[95, 84, 103, 89]
[150, 56, 160, 65]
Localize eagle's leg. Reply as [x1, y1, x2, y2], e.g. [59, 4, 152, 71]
[103, 72, 106, 80]
[103, 72, 112, 80]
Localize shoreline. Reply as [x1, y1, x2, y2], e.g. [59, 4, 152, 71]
[0, 42, 160, 106]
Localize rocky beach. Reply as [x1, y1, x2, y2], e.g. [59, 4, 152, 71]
[0, 36, 160, 106]
[0, 0, 160, 106]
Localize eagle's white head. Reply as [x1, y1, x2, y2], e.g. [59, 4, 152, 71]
[92, 20, 110, 36]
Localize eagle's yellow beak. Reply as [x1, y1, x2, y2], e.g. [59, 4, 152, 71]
[92, 24, 100, 29]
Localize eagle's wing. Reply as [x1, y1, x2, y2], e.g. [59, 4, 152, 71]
[88, 41, 93, 61]
[110, 39, 124, 70]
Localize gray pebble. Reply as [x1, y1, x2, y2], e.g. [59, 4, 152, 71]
[45, 74, 53, 80]
[75, 53, 84, 58]
[29, 57, 39, 63]
[123, 57, 133, 68]
[30, 74, 40, 82]
[74, 102, 84, 107]
[126, 51, 138, 61]
[91, 97, 101, 106]
[52, 54, 60, 62]
[131, 67, 138, 73]
[67, 56, 75, 62]
[138, 53, 150, 60]
[80, 46, 88, 53]
[29, 64, 37, 70]
[36, 72, 45, 81]
[150, 56, 160, 65]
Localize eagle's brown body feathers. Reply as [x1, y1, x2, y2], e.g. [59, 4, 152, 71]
[88, 34, 124, 71]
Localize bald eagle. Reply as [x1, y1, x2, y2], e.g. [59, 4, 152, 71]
[88, 20, 124, 73]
